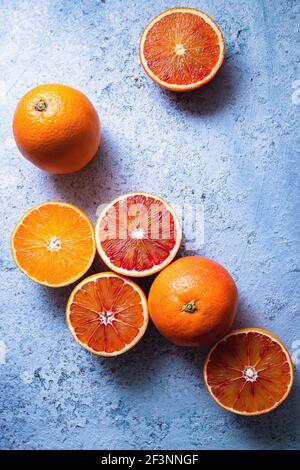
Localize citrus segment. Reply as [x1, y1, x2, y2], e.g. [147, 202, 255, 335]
[140, 8, 224, 91]
[95, 193, 181, 277]
[11, 202, 95, 287]
[66, 272, 148, 356]
[204, 328, 294, 415]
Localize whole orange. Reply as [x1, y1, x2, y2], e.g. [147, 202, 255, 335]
[13, 84, 100, 174]
[148, 256, 238, 347]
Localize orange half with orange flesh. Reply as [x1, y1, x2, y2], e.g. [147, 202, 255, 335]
[139, 8, 224, 91]
[66, 272, 148, 356]
[95, 192, 181, 277]
[11, 201, 95, 287]
[204, 328, 294, 415]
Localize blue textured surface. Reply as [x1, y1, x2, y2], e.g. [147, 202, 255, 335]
[0, 0, 299, 450]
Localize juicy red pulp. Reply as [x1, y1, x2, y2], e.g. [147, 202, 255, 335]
[143, 12, 221, 85]
[99, 195, 177, 272]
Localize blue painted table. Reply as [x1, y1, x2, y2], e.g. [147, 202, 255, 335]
[0, 0, 299, 450]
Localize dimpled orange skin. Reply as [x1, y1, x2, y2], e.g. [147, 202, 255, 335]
[13, 84, 100, 174]
[148, 256, 238, 347]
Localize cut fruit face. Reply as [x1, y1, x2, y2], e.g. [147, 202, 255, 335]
[11, 201, 96, 287]
[139, 8, 225, 91]
[66, 272, 148, 356]
[95, 192, 181, 277]
[204, 328, 294, 416]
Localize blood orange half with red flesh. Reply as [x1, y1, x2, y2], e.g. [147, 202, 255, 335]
[139, 8, 224, 91]
[204, 328, 294, 415]
[66, 272, 148, 356]
[95, 193, 181, 277]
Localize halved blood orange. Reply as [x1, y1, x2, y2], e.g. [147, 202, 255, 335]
[95, 192, 181, 277]
[139, 8, 225, 92]
[66, 272, 148, 356]
[204, 328, 294, 415]
[11, 201, 95, 287]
